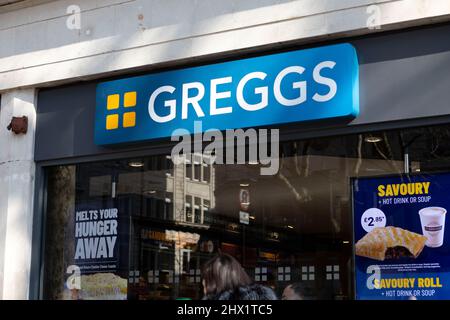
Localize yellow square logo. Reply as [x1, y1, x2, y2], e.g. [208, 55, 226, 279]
[107, 94, 120, 110]
[124, 91, 137, 108]
[106, 114, 119, 130]
[123, 112, 136, 128]
[105, 92, 137, 130]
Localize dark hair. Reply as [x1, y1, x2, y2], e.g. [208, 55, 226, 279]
[289, 282, 314, 299]
[202, 253, 252, 296]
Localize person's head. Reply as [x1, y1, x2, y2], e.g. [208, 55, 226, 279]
[201, 253, 252, 296]
[282, 282, 313, 300]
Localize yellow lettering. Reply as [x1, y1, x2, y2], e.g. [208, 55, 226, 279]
[385, 185, 393, 197]
[404, 278, 410, 288]
[378, 185, 385, 197]
[418, 278, 424, 287]
[400, 184, 407, 196]
[415, 183, 423, 194]
[422, 277, 443, 288]
[377, 183, 431, 197]
[377, 278, 418, 289]
[392, 184, 400, 196]
[422, 182, 430, 194]
[387, 279, 393, 288]
[374, 279, 380, 289]
[374, 278, 421, 289]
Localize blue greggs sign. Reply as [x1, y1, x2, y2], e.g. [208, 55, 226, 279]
[95, 43, 359, 145]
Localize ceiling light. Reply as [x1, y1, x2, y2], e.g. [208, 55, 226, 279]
[269, 232, 279, 239]
[144, 190, 156, 195]
[364, 136, 382, 143]
[227, 223, 239, 232]
[343, 240, 350, 244]
[287, 225, 294, 229]
[415, 168, 421, 172]
[129, 161, 144, 168]
[240, 183, 250, 187]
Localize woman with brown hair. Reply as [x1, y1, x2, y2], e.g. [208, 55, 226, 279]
[201, 253, 278, 300]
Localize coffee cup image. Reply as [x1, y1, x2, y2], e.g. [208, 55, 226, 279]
[418, 207, 446, 248]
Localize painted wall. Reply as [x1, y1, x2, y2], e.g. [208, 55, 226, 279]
[0, 0, 450, 91]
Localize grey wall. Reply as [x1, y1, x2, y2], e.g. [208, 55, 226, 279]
[3, 0, 449, 93]
[35, 23, 450, 162]
[354, 23, 450, 126]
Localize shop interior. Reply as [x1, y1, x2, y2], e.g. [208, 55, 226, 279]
[42, 124, 450, 300]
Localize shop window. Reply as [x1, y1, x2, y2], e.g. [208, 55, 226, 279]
[188, 269, 201, 283]
[194, 165, 201, 182]
[194, 197, 202, 224]
[147, 270, 159, 284]
[42, 124, 450, 300]
[165, 156, 174, 176]
[203, 164, 210, 183]
[326, 265, 340, 280]
[301, 266, 315, 281]
[255, 267, 268, 282]
[202, 200, 209, 220]
[202, 153, 212, 183]
[129, 270, 140, 284]
[89, 175, 111, 197]
[165, 270, 179, 284]
[186, 160, 192, 180]
[277, 267, 291, 281]
[165, 198, 173, 220]
[185, 195, 193, 222]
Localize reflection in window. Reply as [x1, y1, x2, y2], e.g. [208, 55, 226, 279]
[326, 265, 340, 280]
[301, 266, 315, 281]
[194, 197, 201, 224]
[185, 195, 193, 222]
[203, 164, 210, 183]
[186, 160, 192, 180]
[89, 175, 111, 197]
[43, 124, 450, 300]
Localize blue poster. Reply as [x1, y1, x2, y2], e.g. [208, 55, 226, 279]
[67, 200, 129, 300]
[353, 173, 450, 300]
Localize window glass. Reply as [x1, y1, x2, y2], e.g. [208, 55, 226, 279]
[203, 164, 210, 183]
[185, 195, 193, 222]
[194, 197, 202, 224]
[186, 161, 192, 180]
[42, 124, 450, 300]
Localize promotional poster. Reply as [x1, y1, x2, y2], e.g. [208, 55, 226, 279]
[65, 200, 128, 300]
[353, 173, 450, 300]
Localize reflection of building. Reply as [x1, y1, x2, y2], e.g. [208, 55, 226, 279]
[100, 154, 215, 227]
[113, 154, 215, 300]
[171, 154, 215, 226]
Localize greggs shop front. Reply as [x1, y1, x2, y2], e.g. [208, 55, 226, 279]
[33, 23, 450, 300]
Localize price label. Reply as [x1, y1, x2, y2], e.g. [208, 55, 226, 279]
[361, 208, 386, 232]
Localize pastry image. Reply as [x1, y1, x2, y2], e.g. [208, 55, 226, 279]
[355, 226, 427, 261]
[72, 272, 128, 300]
